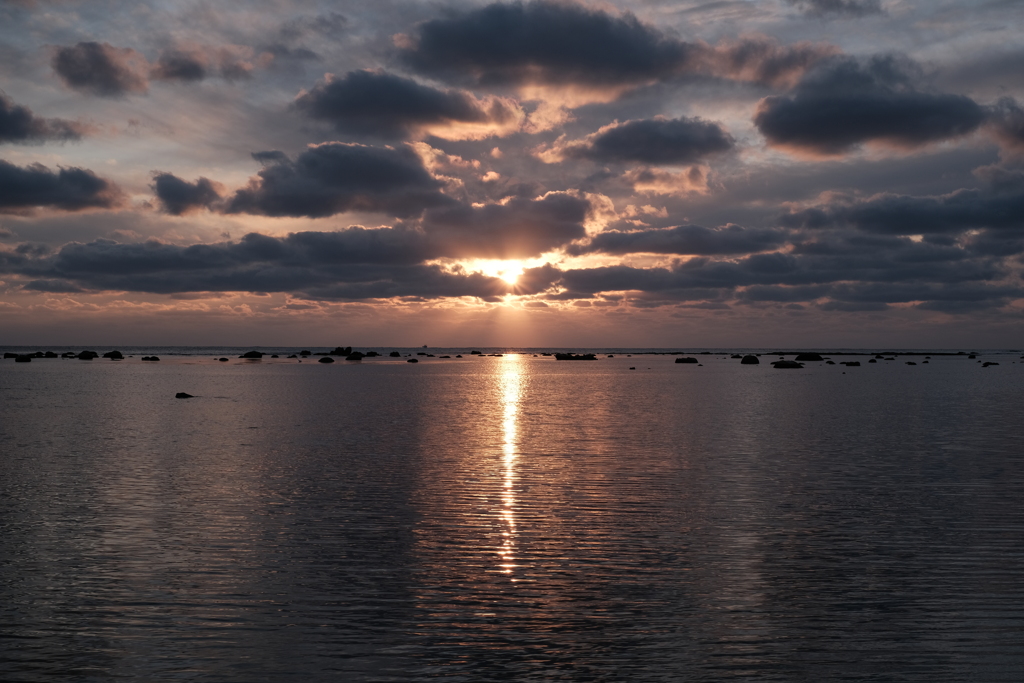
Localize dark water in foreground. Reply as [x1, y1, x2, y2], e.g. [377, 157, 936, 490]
[1, 351, 1023, 681]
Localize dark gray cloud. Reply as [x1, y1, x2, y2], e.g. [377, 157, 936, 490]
[226, 143, 452, 218]
[399, 1, 831, 91]
[151, 48, 254, 82]
[417, 192, 590, 259]
[52, 42, 149, 97]
[780, 187, 1024, 235]
[293, 70, 520, 139]
[786, 0, 883, 17]
[568, 224, 786, 256]
[0, 159, 121, 211]
[755, 55, 986, 154]
[557, 116, 733, 164]
[987, 97, 1024, 152]
[151, 173, 222, 215]
[0, 93, 86, 144]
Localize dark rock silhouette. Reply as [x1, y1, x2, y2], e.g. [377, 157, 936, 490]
[607, 355, 614, 358]
[3, 353, 16, 359]
[869, 359, 877, 363]
[346, 352, 364, 360]
[731, 354, 742, 359]
[455, 354, 463, 358]
[556, 353, 597, 360]
[389, 351, 401, 357]
[62, 352, 77, 358]
[470, 350, 481, 354]
[318, 357, 334, 363]
[78, 350, 98, 360]
[407, 358, 419, 363]
[102, 350, 123, 359]
[630, 367, 636, 370]
[14, 355, 31, 363]
[175, 392, 194, 399]
[826, 360, 835, 365]
[365, 351, 379, 357]
[906, 361, 917, 365]
[983, 362, 999, 367]
[772, 360, 804, 369]
[841, 361, 861, 366]
[968, 354, 977, 359]
[44, 351, 58, 358]
[440, 355, 451, 358]
[287, 354, 298, 358]
[240, 350, 263, 359]
[330, 347, 352, 356]
[675, 357, 698, 364]
[794, 353, 823, 361]
[271, 354, 279, 358]
[300, 350, 311, 356]
[141, 356, 160, 361]
[218, 357, 229, 362]
[741, 355, 759, 364]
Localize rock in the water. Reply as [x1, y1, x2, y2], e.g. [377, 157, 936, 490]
[329, 347, 352, 356]
[906, 361, 917, 365]
[102, 350, 123, 359]
[456, 354, 463, 358]
[470, 350, 481, 355]
[968, 354, 977, 359]
[740, 355, 760, 365]
[270, 354, 279, 358]
[3, 353, 17, 359]
[318, 357, 334, 363]
[240, 350, 263, 359]
[365, 351, 379, 357]
[287, 354, 297, 358]
[300, 350, 311, 356]
[675, 357, 698, 364]
[556, 353, 597, 360]
[44, 351, 58, 358]
[14, 355, 31, 363]
[78, 350, 98, 360]
[389, 351, 401, 357]
[841, 361, 861, 367]
[772, 360, 804, 369]
[731, 354, 743, 359]
[346, 352, 365, 361]
[218, 357, 229, 362]
[794, 353, 823, 362]
[62, 352, 77, 358]
[869, 359, 877, 363]
[175, 392, 194, 399]
[983, 362, 999, 367]
[407, 358, 419, 363]
[141, 356, 160, 361]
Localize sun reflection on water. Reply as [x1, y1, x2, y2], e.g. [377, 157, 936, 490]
[498, 353, 523, 577]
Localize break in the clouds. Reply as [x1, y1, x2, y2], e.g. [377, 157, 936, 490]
[545, 117, 733, 164]
[0, 160, 121, 211]
[294, 70, 523, 140]
[755, 55, 986, 155]
[0, 94, 87, 144]
[226, 143, 452, 218]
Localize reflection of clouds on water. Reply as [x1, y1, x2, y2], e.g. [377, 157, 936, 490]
[498, 354, 523, 577]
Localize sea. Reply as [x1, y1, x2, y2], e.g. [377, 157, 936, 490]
[2, 347, 1023, 681]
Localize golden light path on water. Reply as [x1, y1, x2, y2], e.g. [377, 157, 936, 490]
[498, 353, 523, 577]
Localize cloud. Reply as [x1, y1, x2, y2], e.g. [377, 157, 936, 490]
[785, 0, 883, 17]
[568, 224, 787, 256]
[151, 173, 223, 215]
[541, 116, 733, 164]
[52, 42, 149, 97]
[0, 93, 88, 144]
[398, 1, 833, 100]
[755, 55, 986, 155]
[0, 159, 122, 211]
[416, 191, 591, 259]
[293, 70, 524, 140]
[780, 186, 1024, 235]
[987, 97, 1024, 153]
[151, 46, 256, 82]
[226, 143, 452, 218]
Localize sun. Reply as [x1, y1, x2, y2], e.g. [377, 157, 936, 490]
[477, 259, 525, 285]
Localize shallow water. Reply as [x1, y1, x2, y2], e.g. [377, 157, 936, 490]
[2, 352, 1023, 681]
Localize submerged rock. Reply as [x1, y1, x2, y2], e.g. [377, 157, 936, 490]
[741, 355, 760, 365]
[175, 392, 194, 399]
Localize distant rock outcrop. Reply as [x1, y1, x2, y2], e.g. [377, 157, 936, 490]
[318, 357, 334, 363]
[330, 347, 352, 356]
[741, 355, 760, 365]
[556, 353, 597, 360]
[141, 356, 160, 361]
[794, 353, 823, 362]
[389, 351, 401, 357]
[240, 351, 263, 359]
[102, 350, 123, 360]
[78, 350, 99, 360]
[674, 357, 698, 364]
[345, 352, 364, 361]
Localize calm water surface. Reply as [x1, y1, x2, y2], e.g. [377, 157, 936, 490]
[1, 352, 1023, 681]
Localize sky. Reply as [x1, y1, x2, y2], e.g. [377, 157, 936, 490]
[1, 0, 1024, 347]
